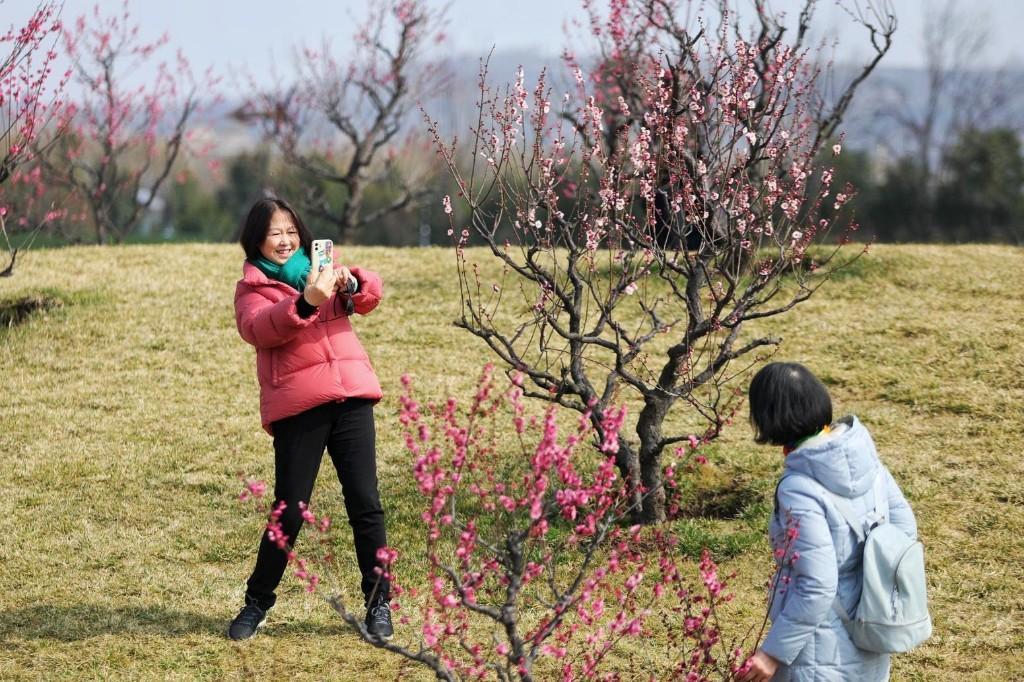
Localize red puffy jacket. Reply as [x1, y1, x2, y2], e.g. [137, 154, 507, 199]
[234, 261, 384, 434]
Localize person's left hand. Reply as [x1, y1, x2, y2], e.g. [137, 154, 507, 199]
[334, 266, 353, 293]
[738, 649, 779, 682]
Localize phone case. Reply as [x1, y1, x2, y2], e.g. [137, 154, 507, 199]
[311, 239, 334, 272]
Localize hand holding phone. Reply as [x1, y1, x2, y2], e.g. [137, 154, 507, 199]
[304, 239, 337, 307]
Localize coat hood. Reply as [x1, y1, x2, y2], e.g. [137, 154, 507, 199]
[783, 415, 881, 498]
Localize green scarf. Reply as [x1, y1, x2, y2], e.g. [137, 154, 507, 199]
[251, 249, 311, 292]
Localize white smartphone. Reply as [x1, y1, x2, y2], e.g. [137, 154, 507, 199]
[311, 239, 334, 273]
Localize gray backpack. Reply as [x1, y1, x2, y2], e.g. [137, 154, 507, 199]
[781, 472, 933, 653]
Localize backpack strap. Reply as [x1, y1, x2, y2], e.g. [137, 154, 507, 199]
[774, 470, 887, 624]
[833, 596, 855, 627]
[827, 472, 889, 624]
[822, 490, 867, 542]
[825, 487, 868, 624]
[771, 475, 787, 523]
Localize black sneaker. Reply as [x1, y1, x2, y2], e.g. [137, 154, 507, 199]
[228, 601, 268, 641]
[365, 596, 393, 640]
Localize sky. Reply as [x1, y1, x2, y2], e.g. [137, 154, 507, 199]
[6, 0, 1024, 96]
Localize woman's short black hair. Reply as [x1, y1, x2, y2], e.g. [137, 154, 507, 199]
[238, 198, 313, 261]
[748, 362, 833, 446]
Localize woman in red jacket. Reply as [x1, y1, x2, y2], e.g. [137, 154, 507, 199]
[228, 198, 392, 642]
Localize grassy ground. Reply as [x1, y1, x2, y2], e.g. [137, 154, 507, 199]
[1, 243, 1021, 680]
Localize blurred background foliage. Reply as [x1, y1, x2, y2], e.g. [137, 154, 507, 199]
[71, 124, 1024, 246]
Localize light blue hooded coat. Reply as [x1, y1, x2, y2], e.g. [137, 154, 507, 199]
[762, 416, 918, 681]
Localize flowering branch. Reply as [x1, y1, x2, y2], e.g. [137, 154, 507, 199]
[0, 0, 69, 274]
[242, 366, 759, 680]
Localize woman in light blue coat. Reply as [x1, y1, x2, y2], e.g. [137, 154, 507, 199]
[740, 363, 918, 682]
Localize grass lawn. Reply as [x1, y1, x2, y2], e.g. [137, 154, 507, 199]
[1, 243, 1021, 680]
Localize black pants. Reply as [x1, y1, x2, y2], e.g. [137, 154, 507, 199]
[245, 398, 389, 609]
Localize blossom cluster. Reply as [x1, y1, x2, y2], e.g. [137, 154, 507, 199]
[388, 366, 748, 680]
[235, 364, 790, 679]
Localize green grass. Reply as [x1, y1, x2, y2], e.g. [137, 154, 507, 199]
[1, 243, 1022, 679]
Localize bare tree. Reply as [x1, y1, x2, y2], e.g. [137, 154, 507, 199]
[35, 2, 210, 245]
[873, 0, 1022, 235]
[239, 0, 447, 243]
[430, 0, 895, 524]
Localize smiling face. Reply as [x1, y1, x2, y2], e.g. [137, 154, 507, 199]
[259, 210, 301, 264]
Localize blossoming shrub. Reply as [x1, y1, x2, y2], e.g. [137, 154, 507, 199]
[243, 365, 763, 680]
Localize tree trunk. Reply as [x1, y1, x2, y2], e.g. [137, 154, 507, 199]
[615, 437, 644, 524]
[639, 451, 666, 524]
[91, 203, 109, 245]
[338, 183, 364, 244]
[1, 251, 16, 277]
[636, 394, 671, 524]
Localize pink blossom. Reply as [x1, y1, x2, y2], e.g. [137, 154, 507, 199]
[376, 546, 399, 565]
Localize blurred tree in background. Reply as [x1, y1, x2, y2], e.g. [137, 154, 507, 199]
[34, 3, 214, 245]
[238, 0, 448, 244]
[936, 128, 1024, 242]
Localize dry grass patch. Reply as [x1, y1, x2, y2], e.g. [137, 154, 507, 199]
[0, 243, 1021, 679]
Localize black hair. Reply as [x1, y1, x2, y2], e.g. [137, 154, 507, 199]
[238, 198, 313, 261]
[748, 362, 833, 446]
